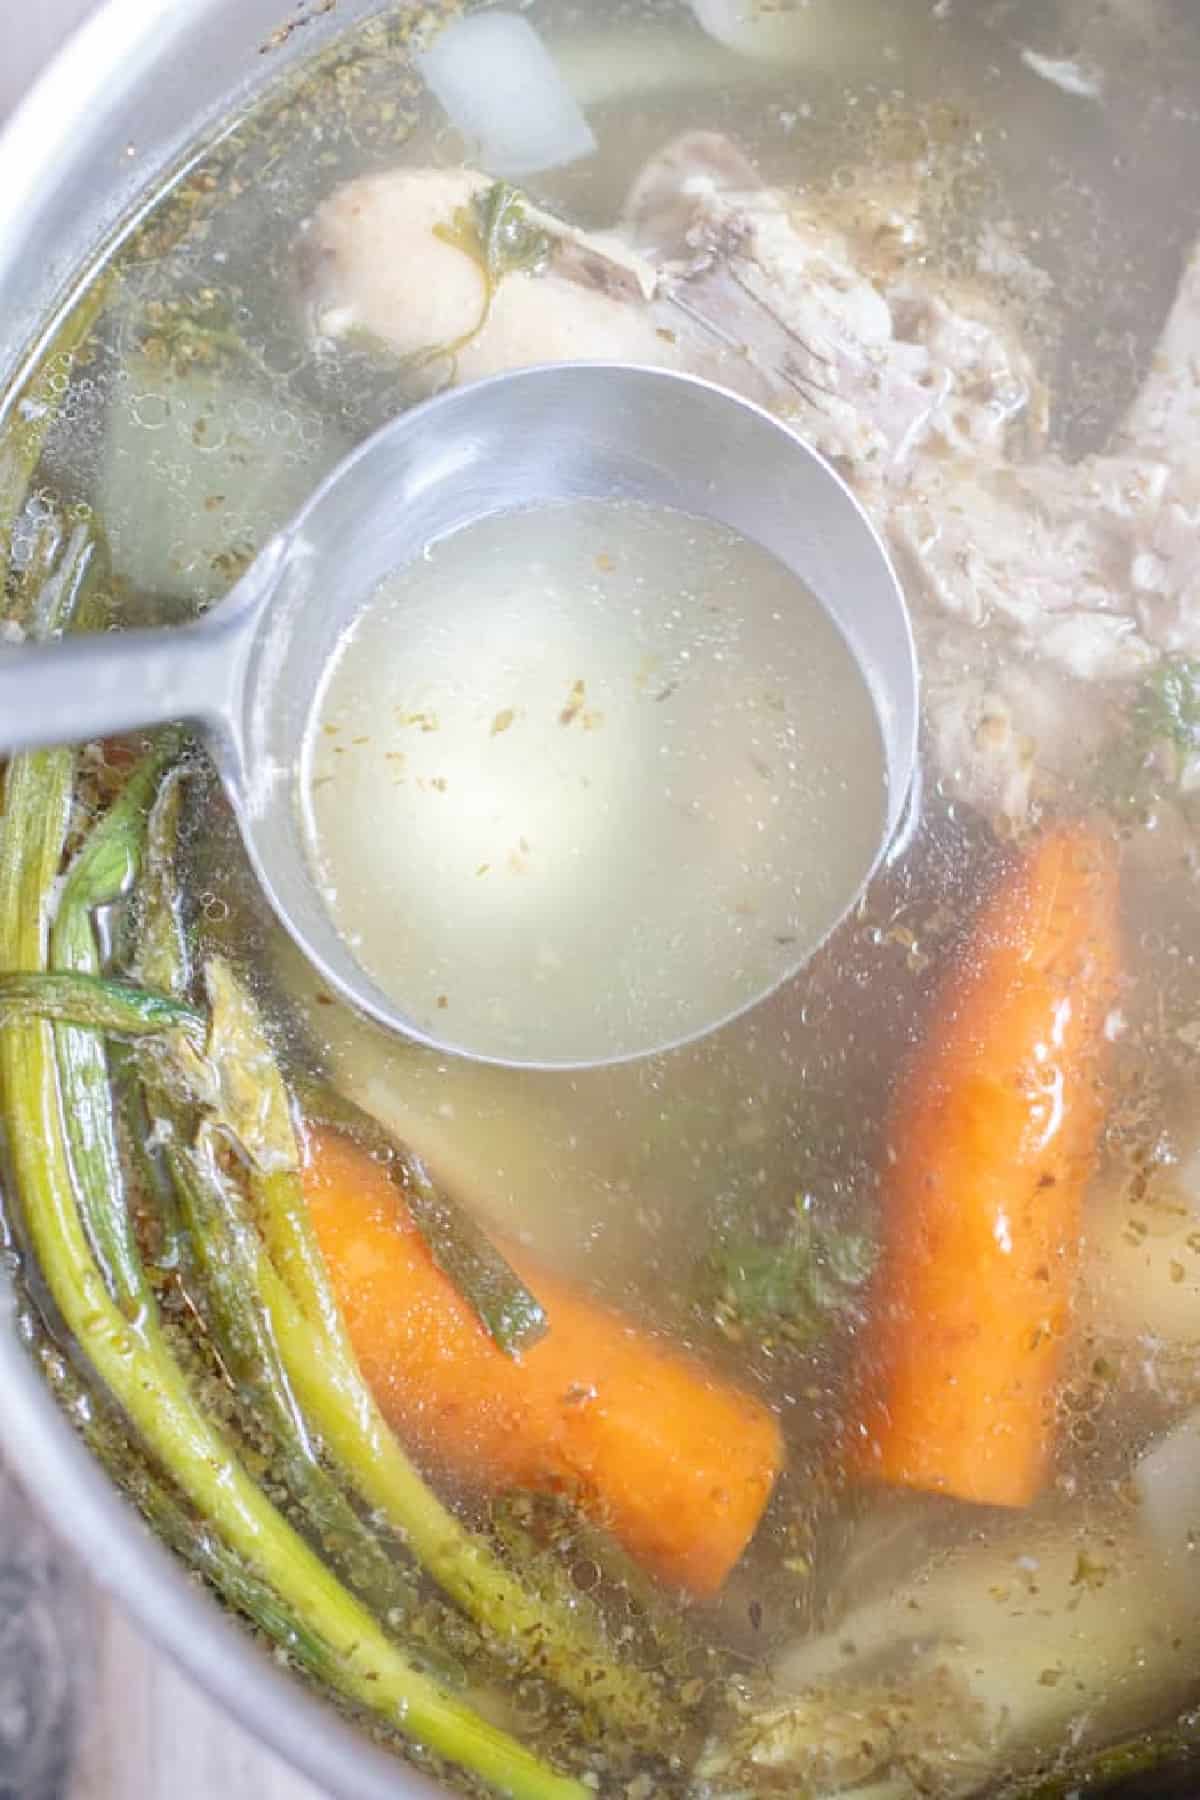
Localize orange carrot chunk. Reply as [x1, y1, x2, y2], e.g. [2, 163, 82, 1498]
[848, 824, 1121, 1509]
[303, 1126, 784, 1595]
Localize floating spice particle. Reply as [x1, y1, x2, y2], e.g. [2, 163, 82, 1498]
[436, 994, 448, 1009]
[351, 735, 370, 745]
[203, 494, 225, 513]
[431, 777, 448, 792]
[654, 684, 677, 704]
[1070, 1551, 1109, 1591]
[633, 654, 660, 692]
[595, 552, 615, 573]
[323, 724, 340, 736]
[491, 707, 516, 736]
[560, 679, 586, 726]
[476, 863, 490, 877]
[314, 991, 335, 1007]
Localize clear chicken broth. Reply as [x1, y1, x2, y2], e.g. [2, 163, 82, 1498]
[5, 2, 1200, 1796]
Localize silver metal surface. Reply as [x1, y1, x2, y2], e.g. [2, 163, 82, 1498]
[0, 0, 361, 387]
[0, 363, 917, 1069]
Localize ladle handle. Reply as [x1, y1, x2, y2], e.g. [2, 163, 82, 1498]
[0, 618, 243, 756]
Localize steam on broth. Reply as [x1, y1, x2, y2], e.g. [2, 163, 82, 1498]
[6, 2, 1200, 1797]
[301, 499, 886, 1062]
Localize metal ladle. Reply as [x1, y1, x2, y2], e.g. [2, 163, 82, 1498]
[0, 365, 917, 1068]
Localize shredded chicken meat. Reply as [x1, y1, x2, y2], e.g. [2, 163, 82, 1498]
[300, 133, 1200, 821]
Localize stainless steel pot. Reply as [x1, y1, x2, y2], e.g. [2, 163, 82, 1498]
[1, 4, 1197, 1797]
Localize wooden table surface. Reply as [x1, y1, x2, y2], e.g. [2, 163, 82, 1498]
[2, 11, 330, 1796]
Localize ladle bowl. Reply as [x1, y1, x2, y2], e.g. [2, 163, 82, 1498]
[0, 363, 918, 1067]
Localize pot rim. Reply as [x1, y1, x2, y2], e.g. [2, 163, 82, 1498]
[0, 0, 193, 366]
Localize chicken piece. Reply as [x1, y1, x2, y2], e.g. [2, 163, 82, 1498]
[919, 626, 1123, 822]
[887, 454, 1163, 676]
[624, 132, 1044, 477]
[890, 446, 1200, 670]
[626, 133, 1200, 817]
[299, 140, 1200, 821]
[300, 167, 673, 392]
[700, 1505, 1200, 1798]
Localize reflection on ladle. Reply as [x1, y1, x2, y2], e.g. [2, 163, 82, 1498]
[0, 364, 918, 1068]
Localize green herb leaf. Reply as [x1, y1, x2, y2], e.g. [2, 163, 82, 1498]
[697, 1212, 874, 1345]
[1131, 655, 1200, 754]
[424, 181, 552, 370]
[469, 181, 553, 287]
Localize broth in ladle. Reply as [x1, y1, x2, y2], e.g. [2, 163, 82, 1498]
[300, 498, 886, 1063]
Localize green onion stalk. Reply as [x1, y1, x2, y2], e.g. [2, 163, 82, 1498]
[52, 747, 428, 1640]
[0, 584, 585, 1800]
[1, 770, 675, 1747]
[38, 1339, 346, 1695]
[205, 967, 670, 1738]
